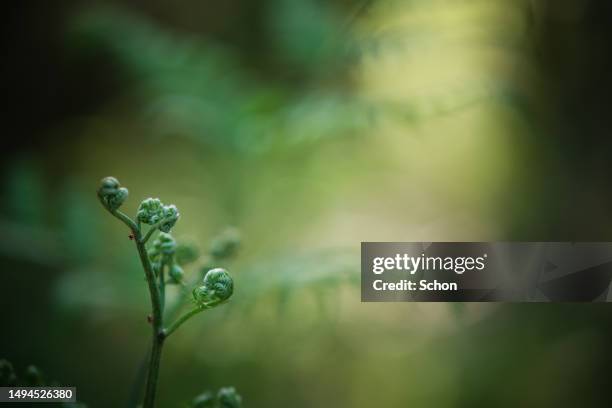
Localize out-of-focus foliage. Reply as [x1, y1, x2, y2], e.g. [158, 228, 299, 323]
[67, 3, 369, 152]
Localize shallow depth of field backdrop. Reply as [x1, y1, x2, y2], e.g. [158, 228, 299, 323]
[2, 0, 612, 407]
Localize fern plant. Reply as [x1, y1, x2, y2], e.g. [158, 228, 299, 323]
[97, 177, 239, 408]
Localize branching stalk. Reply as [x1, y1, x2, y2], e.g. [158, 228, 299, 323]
[97, 177, 235, 408]
[142, 220, 164, 244]
[164, 307, 204, 338]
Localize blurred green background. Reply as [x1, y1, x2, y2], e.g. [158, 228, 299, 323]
[2, 0, 612, 406]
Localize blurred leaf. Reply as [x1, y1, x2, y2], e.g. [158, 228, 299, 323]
[68, 6, 368, 153]
[4, 159, 45, 226]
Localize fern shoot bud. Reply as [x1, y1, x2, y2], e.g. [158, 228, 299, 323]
[97, 177, 128, 210]
[193, 268, 234, 306]
[175, 243, 199, 265]
[217, 387, 242, 408]
[169, 264, 184, 284]
[209, 228, 241, 259]
[159, 204, 179, 232]
[137, 198, 164, 224]
[138, 199, 180, 232]
[148, 232, 177, 263]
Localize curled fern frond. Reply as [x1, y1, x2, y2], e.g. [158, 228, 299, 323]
[137, 198, 180, 232]
[193, 268, 234, 306]
[97, 176, 128, 211]
[137, 198, 164, 224]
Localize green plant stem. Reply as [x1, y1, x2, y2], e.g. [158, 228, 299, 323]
[110, 209, 138, 232]
[107, 203, 165, 408]
[142, 225, 159, 244]
[164, 253, 219, 322]
[133, 230, 165, 408]
[144, 334, 164, 408]
[129, 266, 200, 406]
[142, 218, 168, 244]
[164, 273, 199, 321]
[159, 263, 166, 313]
[163, 307, 204, 338]
[164, 299, 226, 339]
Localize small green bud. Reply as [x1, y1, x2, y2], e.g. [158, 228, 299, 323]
[191, 391, 216, 408]
[209, 228, 241, 259]
[193, 268, 234, 306]
[148, 232, 177, 263]
[158, 233, 177, 255]
[97, 177, 128, 210]
[175, 243, 199, 265]
[152, 262, 161, 277]
[159, 204, 179, 232]
[0, 359, 17, 387]
[217, 387, 242, 408]
[169, 264, 184, 283]
[25, 365, 44, 386]
[137, 198, 164, 224]
[148, 248, 157, 261]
